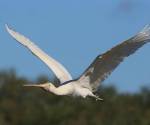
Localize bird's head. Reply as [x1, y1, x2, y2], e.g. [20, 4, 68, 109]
[23, 82, 56, 92]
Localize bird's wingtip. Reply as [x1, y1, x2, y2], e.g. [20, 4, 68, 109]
[134, 24, 150, 42]
[5, 24, 9, 30]
[141, 24, 150, 33]
[5, 24, 12, 33]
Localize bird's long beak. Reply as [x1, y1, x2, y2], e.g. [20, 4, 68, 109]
[23, 84, 45, 88]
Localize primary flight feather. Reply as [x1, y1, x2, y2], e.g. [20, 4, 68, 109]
[6, 24, 150, 100]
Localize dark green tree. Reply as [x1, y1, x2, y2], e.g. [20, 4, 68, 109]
[0, 70, 150, 125]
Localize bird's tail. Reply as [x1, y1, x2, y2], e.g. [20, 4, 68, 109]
[133, 25, 150, 42]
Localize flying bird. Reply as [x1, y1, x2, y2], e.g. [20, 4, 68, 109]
[6, 24, 150, 100]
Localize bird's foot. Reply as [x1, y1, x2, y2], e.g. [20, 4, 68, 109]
[94, 95, 103, 101]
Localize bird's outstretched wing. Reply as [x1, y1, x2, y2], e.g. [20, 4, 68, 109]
[6, 24, 72, 83]
[78, 25, 150, 91]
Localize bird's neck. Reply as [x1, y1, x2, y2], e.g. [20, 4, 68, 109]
[49, 84, 63, 95]
[49, 84, 72, 96]
[49, 84, 58, 94]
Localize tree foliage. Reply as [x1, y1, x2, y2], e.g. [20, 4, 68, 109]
[0, 70, 150, 125]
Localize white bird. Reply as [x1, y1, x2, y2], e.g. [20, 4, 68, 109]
[6, 24, 150, 100]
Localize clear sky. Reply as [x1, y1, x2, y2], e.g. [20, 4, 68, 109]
[0, 0, 150, 92]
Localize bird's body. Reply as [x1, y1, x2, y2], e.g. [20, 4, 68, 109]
[25, 81, 98, 99]
[6, 24, 150, 100]
[65, 81, 93, 98]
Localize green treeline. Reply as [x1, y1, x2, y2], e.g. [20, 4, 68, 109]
[0, 70, 150, 125]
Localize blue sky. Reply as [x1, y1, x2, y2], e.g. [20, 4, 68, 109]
[0, 0, 150, 92]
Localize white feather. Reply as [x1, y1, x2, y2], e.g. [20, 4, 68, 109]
[5, 24, 72, 83]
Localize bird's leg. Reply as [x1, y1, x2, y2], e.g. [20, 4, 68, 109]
[89, 92, 103, 101]
[94, 95, 103, 101]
